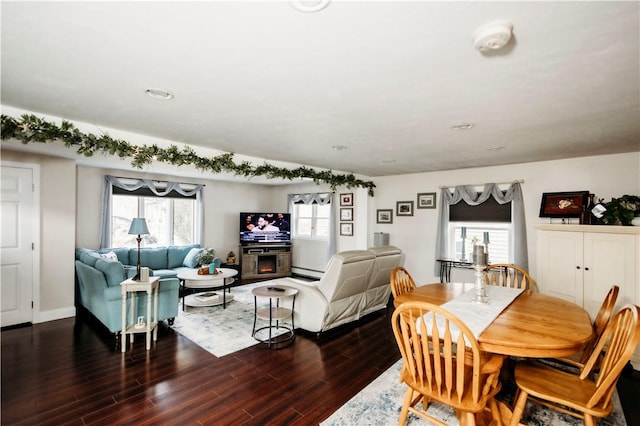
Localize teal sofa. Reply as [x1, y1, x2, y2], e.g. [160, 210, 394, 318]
[75, 244, 204, 333]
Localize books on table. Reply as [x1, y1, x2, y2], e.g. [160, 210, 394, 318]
[195, 292, 219, 302]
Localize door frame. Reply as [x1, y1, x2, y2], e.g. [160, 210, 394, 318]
[1, 160, 41, 324]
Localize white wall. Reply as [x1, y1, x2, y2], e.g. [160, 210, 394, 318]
[368, 152, 640, 285]
[3, 148, 638, 323]
[268, 182, 373, 275]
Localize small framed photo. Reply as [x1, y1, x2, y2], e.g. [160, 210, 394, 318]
[340, 222, 353, 236]
[539, 191, 589, 218]
[377, 209, 393, 224]
[417, 192, 437, 209]
[396, 201, 414, 216]
[340, 208, 353, 221]
[340, 193, 353, 206]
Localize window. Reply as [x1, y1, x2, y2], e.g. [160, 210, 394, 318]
[448, 196, 513, 264]
[292, 203, 330, 239]
[103, 176, 202, 249]
[449, 223, 511, 264]
[436, 182, 527, 271]
[111, 194, 196, 247]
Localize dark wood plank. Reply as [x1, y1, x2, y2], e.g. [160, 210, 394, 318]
[2, 299, 638, 426]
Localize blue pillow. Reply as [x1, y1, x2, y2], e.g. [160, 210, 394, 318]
[183, 247, 203, 268]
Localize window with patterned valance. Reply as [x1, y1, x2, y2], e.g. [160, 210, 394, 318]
[100, 175, 205, 248]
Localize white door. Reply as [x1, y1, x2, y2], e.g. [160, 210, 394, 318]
[1, 165, 34, 326]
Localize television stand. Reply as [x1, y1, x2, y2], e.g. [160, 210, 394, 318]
[239, 244, 292, 280]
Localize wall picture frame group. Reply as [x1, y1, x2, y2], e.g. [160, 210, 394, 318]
[539, 191, 589, 218]
[417, 192, 437, 209]
[340, 208, 353, 221]
[340, 193, 353, 206]
[396, 201, 414, 216]
[376, 209, 393, 224]
[340, 222, 353, 236]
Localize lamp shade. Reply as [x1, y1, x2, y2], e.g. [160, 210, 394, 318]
[128, 218, 149, 235]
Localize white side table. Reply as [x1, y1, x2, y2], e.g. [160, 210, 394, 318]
[251, 285, 298, 349]
[120, 276, 160, 352]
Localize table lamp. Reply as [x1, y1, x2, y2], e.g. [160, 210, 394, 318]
[128, 218, 149, 281]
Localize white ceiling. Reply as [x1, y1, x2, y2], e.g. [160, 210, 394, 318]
[2, 1, 639, 180]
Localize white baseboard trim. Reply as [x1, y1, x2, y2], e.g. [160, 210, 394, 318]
[35, 306, 76, 324]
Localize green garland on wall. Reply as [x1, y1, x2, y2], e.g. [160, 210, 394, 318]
[1, 114, 376, 196]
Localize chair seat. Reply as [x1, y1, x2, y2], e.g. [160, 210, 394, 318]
[514, 361, 612, 418]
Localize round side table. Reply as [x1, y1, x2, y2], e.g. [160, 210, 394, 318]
[251, 285, 298, 349]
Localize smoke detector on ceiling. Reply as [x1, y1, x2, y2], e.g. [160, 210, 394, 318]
[473, 21, 513, 52]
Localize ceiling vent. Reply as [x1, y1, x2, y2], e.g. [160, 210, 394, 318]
[473, 21, 513, 52]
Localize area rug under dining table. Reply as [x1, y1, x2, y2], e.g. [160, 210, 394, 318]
[321, 359, 627, 426]
[169, 282, 288, 357]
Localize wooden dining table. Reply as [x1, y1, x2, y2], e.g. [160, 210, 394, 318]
[394, 282, 594, 358]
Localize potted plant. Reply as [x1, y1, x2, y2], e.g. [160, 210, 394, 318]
[602, 195, 640, 226]
[195, 247, 215, 266]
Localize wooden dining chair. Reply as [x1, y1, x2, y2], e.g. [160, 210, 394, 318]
[509, 304, 640, 426]
[391, 301, 505, 426]
[551, 285, 619, 370]
[484, 264, 535, 292]
[390, 266, 417, 299]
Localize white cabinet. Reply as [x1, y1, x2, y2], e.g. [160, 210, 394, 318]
[536, 224, 640, 368]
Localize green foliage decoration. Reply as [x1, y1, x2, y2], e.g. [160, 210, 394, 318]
[602, 195, 640, 226]
[1, 114, 376, 196]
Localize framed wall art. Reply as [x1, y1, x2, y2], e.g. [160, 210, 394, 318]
[340, 222, 353, 236]
[396, 201, 414, 216]
[376, 209, 393, 224]
[340, 193, 353, 206]
[340, 208, 353, 221]
[539, 191, 589, 218]
[417, 192, 437, 209]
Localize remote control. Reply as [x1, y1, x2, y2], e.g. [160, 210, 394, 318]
[267, 286, 285, 292]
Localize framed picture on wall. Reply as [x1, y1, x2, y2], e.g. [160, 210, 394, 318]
[340, 222, 353, 236]
[396, 201, 414, 216]
[340, 208, 353, 221]
[376, 209, 393, 224]
[417, 192, 437, 209]
[539, 191, 589, 218]
[340, 193, 353, 206]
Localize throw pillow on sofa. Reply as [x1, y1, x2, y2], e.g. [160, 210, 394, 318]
[99, 251, 118, 261]
[183, 247, 203, 268]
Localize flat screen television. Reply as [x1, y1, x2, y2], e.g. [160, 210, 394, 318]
[240, 212, 291, 244]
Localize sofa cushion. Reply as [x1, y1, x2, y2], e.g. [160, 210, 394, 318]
[168, 244, 200, 268]
[94, 258, 126, 287]
[182, 247, 203, 268]
[111, 247, 131, 265]
[79, 251, 101, 267]
[132, 247, 168, 270]
[75, 247, 92, 260]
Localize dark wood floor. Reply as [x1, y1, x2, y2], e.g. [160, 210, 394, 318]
[2, 299, 639, 426]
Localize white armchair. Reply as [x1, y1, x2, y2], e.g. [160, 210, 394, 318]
[276, 246, 402, 333]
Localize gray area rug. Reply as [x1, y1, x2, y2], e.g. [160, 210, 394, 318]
[321, 359, 627, 426]
[170, 282, 287, 357]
